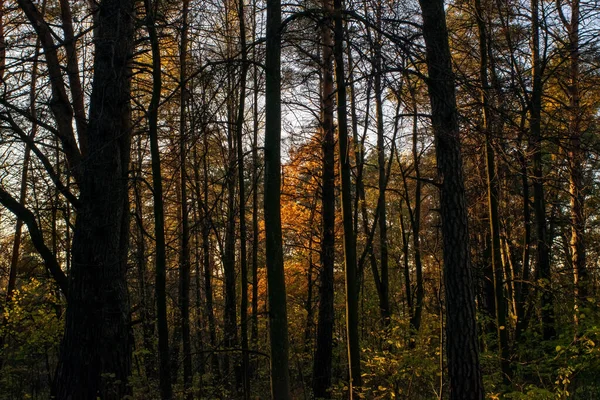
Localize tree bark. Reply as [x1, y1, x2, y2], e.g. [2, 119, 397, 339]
[53, 0, 135, 397]
[265, 0, 291, 396]
[417, 0, 484, 398]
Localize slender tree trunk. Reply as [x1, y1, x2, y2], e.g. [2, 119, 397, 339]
[134, 139, 157, 382]
[201, 128, 219, 376]
[474, 0, 510, 381]
[144, 0, 172, 397]
[333, 0, 361, 394]
[53, 0, 135, 397]
[530, 0, 555, 341]
[373, 6, 390, 326]
[417, 0, 484, 398]
[264, 0, 291, 396]
[515, 129, 532, 341]
[251, 0, 260, 347]
[179, 1, 193, 395]
[236, 0, 250, 394]
[224, 58, 238, 384]
[408, 85, 424, 336]
[564, 0, 587, 326]
[313, 2, 335, 395]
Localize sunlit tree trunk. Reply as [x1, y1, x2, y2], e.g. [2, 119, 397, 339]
[563, 0, 587, 326]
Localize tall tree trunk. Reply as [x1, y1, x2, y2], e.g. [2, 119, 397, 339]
[224, 52, 238, 383]
[530, 0, 555, 341]
[250, 0, 260, 347]
[333, 0, 361, 394]
[201, 128, 219, 376]
[474, 0, 510, 381]
[373, 5, 391, 326]
[313, 1, 335, 396]
[563, 0, 587, 326]
[134, 138, 157, 382]
[179, 0, 193, 395]
[144, 0, 172, 397]
[407, 81, 424, 336]
[264, 0, 291, 396]
[236, 0, 250, 395]
[53, 0, 135, 397]
[417, 0, 484, 398]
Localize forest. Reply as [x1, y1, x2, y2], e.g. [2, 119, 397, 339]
[0, 0, 599, 399]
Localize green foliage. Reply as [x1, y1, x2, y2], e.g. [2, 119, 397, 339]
[359, 317, 442, 400]
[500, 306, 600, 399]
[0, 278, 62, 400]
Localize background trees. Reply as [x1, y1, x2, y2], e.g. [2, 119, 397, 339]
[1, 0, 600, 399]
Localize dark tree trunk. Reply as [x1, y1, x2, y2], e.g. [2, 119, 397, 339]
[313, 1, 335, 396]
[236, 0, 250, 394]
[333, 0, 361, 394]
[179, 0, 193, 395]
[143, 0, 173, 396]
[53, 0, 135, 398]
[417, 0, 484, 398]
[373, 6, 390, 326]
[264, 0, 291, 396]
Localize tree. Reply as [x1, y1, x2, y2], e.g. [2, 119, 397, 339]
[417, 0, 484, 397]
[143, 0, 173, 397]
[264, 0, 291, 397]
[313, 0, 335, 397]
[333, 0, 361, 395]
[52, 0, 135, 397]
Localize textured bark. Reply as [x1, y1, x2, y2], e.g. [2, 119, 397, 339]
[264, 0, 291, 397]
[313, 2, 335, 396]
[52, 0, 134, 397]
[417, 0, 484, 398]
